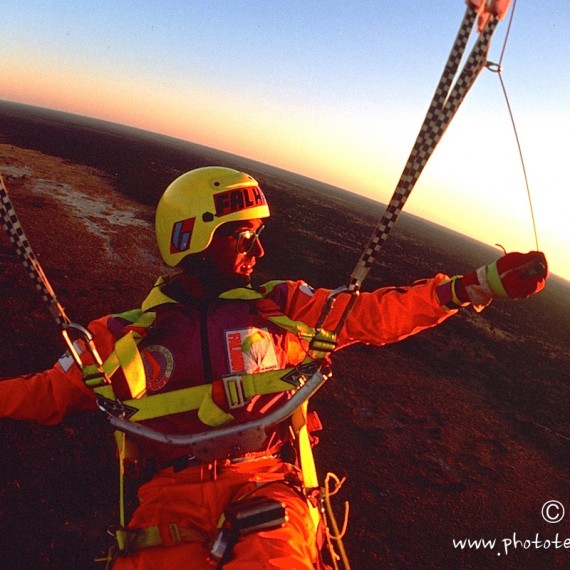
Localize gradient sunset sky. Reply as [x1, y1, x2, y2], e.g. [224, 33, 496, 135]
[1, 1, 568, 280]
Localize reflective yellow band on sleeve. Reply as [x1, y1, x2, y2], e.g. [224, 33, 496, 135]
[486, 261, 510, 299]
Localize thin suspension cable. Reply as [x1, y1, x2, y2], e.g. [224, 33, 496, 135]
[498, 0, 517, 67]
[496, 73, 539, 250]
[489, 0, 540, 250]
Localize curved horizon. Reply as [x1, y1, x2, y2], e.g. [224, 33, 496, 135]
[1, 97, 567, 285]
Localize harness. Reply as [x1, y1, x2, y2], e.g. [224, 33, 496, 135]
[85, 279, 334, 430]
[84, 277, 336, 564]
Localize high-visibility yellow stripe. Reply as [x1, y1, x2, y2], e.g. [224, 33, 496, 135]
[141, 276, 179, 311]
[292, 403, 319, 490]
[487, 261, 510, 299]
[114, 332, 147, 399]
[197, 390, 235, 427]
[84, 311, 156, 394]
[127, 384, 211, 421]
[94, 384, 115, 400]
[96, 366, 302, 424]
[241, 369, 299, 399]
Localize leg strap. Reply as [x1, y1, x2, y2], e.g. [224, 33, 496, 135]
[115, 523, 208, 555]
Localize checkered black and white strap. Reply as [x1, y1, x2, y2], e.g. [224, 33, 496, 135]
[0, 174, 70, 327]
[348, 5, 500, 291]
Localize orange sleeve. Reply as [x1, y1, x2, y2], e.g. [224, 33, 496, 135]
[0, 315, 116, 425]
[284, 274, 456, 347]
[0, 365, 98, 425]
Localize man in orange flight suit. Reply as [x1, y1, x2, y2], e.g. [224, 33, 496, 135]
[0, 167, 548, 568]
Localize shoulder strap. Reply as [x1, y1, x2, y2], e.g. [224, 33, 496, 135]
[83, 309, 156, 397]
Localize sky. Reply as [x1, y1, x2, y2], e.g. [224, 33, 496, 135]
[1, 1, 569, 281]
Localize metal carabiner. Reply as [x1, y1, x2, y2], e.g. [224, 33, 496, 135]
[310, 286, 360, 354]
[61, 322, 105, 370]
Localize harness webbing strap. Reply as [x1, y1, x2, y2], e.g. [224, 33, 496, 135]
[348, 5, 501, 292]
[120, 334, 145, 396]
[114, 523, 207, 554]
[292, 402, 319, 491]
[108, 332, 147, 398]
[112, 383, 209, 421]
[197, 390, 235, 427]
[84, 311, 156, 398]
[93, 361, 316, 426]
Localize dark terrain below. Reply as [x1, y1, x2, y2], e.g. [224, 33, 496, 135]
[1, 100, 569, 569]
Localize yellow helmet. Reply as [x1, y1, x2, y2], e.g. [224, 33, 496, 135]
[156, 166, 270, 266]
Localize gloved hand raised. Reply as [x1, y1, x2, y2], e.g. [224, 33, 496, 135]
[456, 251, 548, 310]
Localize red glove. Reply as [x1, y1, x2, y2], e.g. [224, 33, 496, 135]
[456, 251, 548, 310]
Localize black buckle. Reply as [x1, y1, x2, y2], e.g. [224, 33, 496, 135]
[281, 361, 321, 388]
[96, 395, 138, 420]
[209, 497, 287, 567]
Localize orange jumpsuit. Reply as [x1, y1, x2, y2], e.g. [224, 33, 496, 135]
[0, 276, 455, 568]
